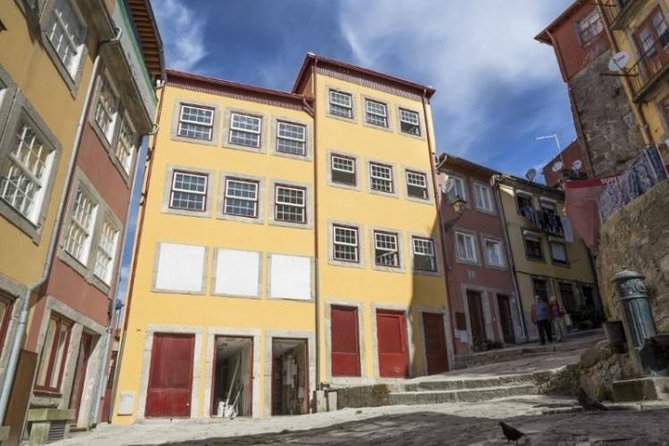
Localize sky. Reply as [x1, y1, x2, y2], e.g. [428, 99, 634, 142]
[150, 0, 577, 180]
[117, 0, 578, 304]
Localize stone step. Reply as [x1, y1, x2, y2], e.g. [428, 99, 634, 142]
[401, 371, 552, 392]
[389, 383, 538, 405]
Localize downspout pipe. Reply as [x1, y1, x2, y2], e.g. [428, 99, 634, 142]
[491, 175, 528, 342]
[0, 27, 123, 424]
[421, 90, 456, 369]
[310, 59, 321, 393]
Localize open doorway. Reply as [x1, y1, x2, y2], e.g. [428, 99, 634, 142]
[211, 336, 253, 418]
[271, 338, 308, 416]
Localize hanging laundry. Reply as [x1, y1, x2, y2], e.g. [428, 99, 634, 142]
[560, 215, 575, 243]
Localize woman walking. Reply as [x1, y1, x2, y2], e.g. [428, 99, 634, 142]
[549, 296, 565, 342]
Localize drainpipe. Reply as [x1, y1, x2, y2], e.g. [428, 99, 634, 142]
[595, 2, 654, 144]
[310, 58, 322, 392]
[89, 128, 154, 426]
[491, 175, 528, 342]
[0, 27, 123, 424]
[111, 77, 166, 419]
[421, 91, 456, 369]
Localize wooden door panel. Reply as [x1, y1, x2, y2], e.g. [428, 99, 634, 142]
[497, 295, 516, 344]
[467, 290, 485, 345]
[376, 311, 409, 378]
[69, 333, 93, 424]
[145, 334, 194, 418]
[331, 306, 360, 376]
[422, 313, 448, 374]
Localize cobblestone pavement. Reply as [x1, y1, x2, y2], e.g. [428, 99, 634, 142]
[150, 410, 669, 446]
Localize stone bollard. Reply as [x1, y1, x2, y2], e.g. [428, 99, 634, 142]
[612, 268, 657, 373]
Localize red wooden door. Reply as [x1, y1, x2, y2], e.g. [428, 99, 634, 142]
[69, 332, 93, 424]
[145, 334, 194, 418]
[330, 306, 360, 376]
[422, 313, 448, 375]
[376, 310, 409, 378]
[497, 295, 516, 344]
[467, 290, 485, 346]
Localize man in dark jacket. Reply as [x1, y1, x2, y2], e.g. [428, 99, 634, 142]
[531, 295, 553, 345]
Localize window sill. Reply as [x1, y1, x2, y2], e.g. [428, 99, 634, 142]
[33, 389, 63, 397]
[268, 219, 312, 230]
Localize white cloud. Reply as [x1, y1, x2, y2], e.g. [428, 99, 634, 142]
[338, 0, 573, 156]
[153, 0, 207, 71]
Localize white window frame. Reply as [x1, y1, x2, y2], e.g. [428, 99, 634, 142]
[229, 112, 262, 148]
[45, 0, 85, 79]
[329, 89, 353, 119]
[523, 230, 544, 261]
[169, 171, 208, 212]
[398, 108, 421, 136]
[177, 104, 215, 141]
[365, 99, 388, 127]
[577, 8, 604, 45]
[93, 217, 119, 285]
[412, 236, 437, 272]
[276, 121, 306, 156]
[333, 224, 359, 263]
[274, 184, 306, 224]
[330, 154, 356, 186]
[550, 238, 568, 265]
[115, 114, 135, 175]
[369, 162, 394, 193]
[63, 186, 98, 265]
[474, 183, 493, 212]
[451, 176, 468, 202]
[93, 76, 119, 143]
[0, 119, 56, 224]
[406, 170, 429, 200]
[224, 178, 259, 218]
[483, 238, 505, 268]
[455, 231, 478, 263]
[373, 230, 400, 268]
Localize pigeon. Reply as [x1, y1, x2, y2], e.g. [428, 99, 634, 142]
[499, 421, 525, 443]
[577, 387, 608, 411]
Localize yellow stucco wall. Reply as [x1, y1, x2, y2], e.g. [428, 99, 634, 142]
[113, 84, 317, 424]
[310, 71, 448, 382]
[610, 0, 669, 144]
[0, 3, 94, 287]
[497, 182, 596, 336]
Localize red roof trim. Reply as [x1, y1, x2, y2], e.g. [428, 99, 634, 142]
[292, 53, 436, 98]
[166, 70, 314, 106]
[535, 0, 588, 44]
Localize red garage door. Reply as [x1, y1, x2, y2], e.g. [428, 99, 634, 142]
[422, 312, 448, 375]
[145, 333, 194, 418]
[376, 310, 409, 378]
[331, 306, 360, 376]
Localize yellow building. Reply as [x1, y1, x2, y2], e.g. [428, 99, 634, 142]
[113, 54, 451, 422]
[492, 175, 598, 340]
[600, 0, 669, 146]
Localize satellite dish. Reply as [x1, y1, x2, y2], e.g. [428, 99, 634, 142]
[551, 161, 564, 173]
[442, 177, 455, 194]
[608, 51, 630, 72]
[525, 168, 537, 182]
[572, 159, 583, 171]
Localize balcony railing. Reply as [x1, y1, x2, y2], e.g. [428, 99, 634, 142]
[601, 0, 642, 29]
[628, 33, 669, 100]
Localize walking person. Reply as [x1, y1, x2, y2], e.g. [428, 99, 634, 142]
[549, 296, 566, 342]
[531, 295, 553, 345]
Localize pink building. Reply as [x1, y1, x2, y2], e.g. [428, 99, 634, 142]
[436, 155, 523, 354]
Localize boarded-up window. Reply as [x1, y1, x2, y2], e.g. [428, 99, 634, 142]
[269, 254, 311, 300]
[213, 249, 260, 297]
[154, 243, 205, 293]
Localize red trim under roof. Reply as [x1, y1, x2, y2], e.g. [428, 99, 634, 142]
[292, 53, 436, 99]
[166, 70, 314, 106]
[535, 0, 588, 44]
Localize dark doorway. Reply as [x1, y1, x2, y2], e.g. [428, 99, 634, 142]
[211, 336, 253, 418]
[376, 310, 409, 378]
[466, 290, 485, 346]
[145, 333, 194, 418]
[422, 312, 448, 374]
[271, 338, 308, 416]
[497, 295, 516, 344]
[69, 332, 94, 426]
[330, 306, 360, 377]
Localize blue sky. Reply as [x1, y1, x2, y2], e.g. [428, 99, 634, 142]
[116, 0, 578, 305]
[151, 0, 577, 179]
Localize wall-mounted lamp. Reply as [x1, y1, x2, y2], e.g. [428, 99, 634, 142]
[443, 195, 468, 230]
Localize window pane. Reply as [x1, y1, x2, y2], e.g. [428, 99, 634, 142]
[94, 219, 119, 284]
[275, 186, 306, 223]
[47, 0, 84, 75]
[375, 231, 399, 267]
[333, 226, 358, 262]
[49, 322, 69, 388]
[370, 163, 393, 193]
[365, 100, 388, 127]
[64, 187, 98, 262]
[225, 179, 258, 217]
[329, 91, 353, 118]
[277, 121, 306, 156]
[178, 105, 213, 140]
[170, 172, 207, 211]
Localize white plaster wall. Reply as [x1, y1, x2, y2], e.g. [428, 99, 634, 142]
[214, 249, 260, 297]
[269, 254, 312, 300]
[155, 243, 206, 293]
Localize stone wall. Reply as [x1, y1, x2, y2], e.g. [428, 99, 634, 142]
[596, 180, 669, 333]
[571, 51, 646, 177]
[335, 384, 391, 409]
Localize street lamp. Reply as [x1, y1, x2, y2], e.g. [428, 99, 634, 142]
[443, 195, 468, 230]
